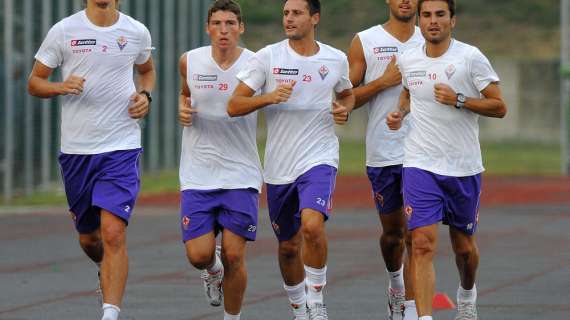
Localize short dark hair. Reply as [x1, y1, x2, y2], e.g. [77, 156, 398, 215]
[208, 0, 243, 24]
[418, 0, 456, 18]
[82, 0, 120, 6]
[284, 0, 321, 16]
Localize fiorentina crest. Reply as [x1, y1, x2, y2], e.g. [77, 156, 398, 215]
[319, 65, 329, 80]
[117, 36, 128, 51]
[445, 64, 456, 80]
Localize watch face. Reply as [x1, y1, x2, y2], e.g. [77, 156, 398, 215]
[458, 94, 466, 103]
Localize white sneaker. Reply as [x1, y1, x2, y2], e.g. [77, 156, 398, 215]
[308, 303, 328, 320]
[200, 246, 224, 307]
[454, 301, 478, 320]
[402, 301, 418, 320]
[291, 303, 308, 320]
[386, 288, 405, 320]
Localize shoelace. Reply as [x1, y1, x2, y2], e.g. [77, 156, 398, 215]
[308, 303, 328, 320]
[455, 302, 477, 320]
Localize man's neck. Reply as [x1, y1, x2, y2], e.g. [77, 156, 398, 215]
[212, 46, 243, 70]
[85, 6, 119, 27]
[288, 34, 319, 57]
[382, 16, 416, 43]
[426, 37, 452, 58]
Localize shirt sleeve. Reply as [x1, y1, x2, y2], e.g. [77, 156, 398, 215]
[34, 23, 64, 69]
[135, 26, 152, 65]
[470, 48, 500, 92]
[334, 57, 353, 93]
[236, 48, 270, 92]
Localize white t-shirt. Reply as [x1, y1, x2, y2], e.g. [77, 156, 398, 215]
[358, 25, 424, 167]
[399, 39, 500, 177]
[237, 40, 353, 184]
[34, 10, 152, 154]
[180, 47, 263, 192]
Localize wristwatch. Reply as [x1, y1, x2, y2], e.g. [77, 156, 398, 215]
[455, 93, 466, 109]
[140, 90, 152, 103]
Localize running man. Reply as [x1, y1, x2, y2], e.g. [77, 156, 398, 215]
[228, 1, 354, 319]
[28, 1, 155, 319]
[387, 1, 507, 319]
[348, 1, 423, 319]
[177, 1, 262, 320]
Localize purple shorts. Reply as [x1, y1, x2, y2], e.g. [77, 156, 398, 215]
[266, 164, 337, 242]
[58, 148, 142, 234]
[402, 167, 482, 235]
[367, 165, 404, 214]
[180, 188, 259, 242]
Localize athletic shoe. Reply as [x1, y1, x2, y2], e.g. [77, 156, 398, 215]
[387, 288, 405, 320]
[200, 246, 224, 307]
[308, 303, 328, 320]
[402, 302, 418, 320]
[291, 304, 308, 320]
[454, 301, 478, 320]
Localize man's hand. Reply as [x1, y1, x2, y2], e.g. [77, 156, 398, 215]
[128, 92, 150, 119]
[380, 55, 402, 89]
[386, 111, 404, 130]
[267, 80, 296, 104]
[60, 75, 85, 96]
[332, 101, 350, 125]
[179, 97, 197, 126]
[434, 83, 458, 106]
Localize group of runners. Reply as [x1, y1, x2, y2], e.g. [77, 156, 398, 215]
[27, 0, 506, 319]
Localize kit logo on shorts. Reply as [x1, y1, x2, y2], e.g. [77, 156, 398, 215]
[117, 36, 128, 51]
[70, 39, 96, 47]
[319, 65, 329, 80]
[271, 221, 280, 235]
[375, 192, 385, 207]
[182, 216, 191, 231]
[404, 205, 413, 219]
[273, 68, 299, 76]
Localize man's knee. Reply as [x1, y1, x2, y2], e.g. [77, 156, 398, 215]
[412, 230, 436, 258]
[221, 247, 244, 270]
[452, 238, 478, 260]
[79, 231, 101, 250]
[188, 249, 214, 270]
[382, 227, 405, 249]
[279, 239, 302, 261]
[301, 212, 325, 244]
[100, 221, 126, 251]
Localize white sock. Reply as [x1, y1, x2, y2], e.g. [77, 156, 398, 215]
[403, 300, 417, 320]
[284, 281, 307, 317]
[224, 311, 240, 320]
[101, 303, 120, 320]
[418, 316, 433, 320]
[387, 265, 405, 291]
[457, 284, 477, 303]
[305, 265, 327, 305]
[206, 253, 223, 274]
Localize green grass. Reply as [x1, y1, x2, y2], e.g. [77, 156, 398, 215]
[481, 141, 561, 176]
[1, 140, 562, 206]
